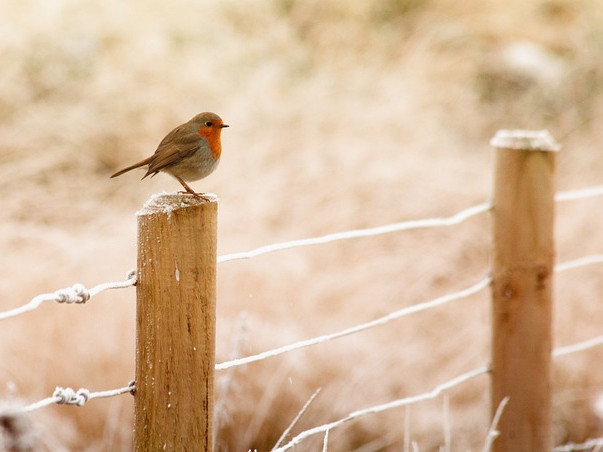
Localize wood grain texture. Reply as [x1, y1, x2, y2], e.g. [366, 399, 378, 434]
[490, 132, 558, 452]
[134, 194, 218, 452]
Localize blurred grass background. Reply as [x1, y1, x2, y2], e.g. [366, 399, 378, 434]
[1, 0, 603, 450]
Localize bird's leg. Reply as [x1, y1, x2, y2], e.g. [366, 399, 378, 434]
[175, 176, 197, 196]
[175, 176, 211, 201]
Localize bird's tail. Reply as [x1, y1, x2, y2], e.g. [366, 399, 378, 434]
[110, 156, 153, 178]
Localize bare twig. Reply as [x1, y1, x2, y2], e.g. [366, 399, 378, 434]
[272, 388, 322, 450]
[482, 396, 510, 452]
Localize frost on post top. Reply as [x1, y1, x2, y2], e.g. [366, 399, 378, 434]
[136, 192, 218, 216]
[490, 129, 561, 152]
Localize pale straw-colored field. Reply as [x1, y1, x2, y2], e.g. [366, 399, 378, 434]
[1, 0, 602, 450]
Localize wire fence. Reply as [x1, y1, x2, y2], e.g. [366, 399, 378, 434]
[0, 270, 137, 321]
[21, 381, 136, 413]
[1, 184, 603, 450]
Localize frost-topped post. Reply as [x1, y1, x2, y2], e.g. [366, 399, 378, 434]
[490, 130, 559, 452]
[134, 193, 218, 452]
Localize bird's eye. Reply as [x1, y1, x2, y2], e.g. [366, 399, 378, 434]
[205, 121, 213, 127]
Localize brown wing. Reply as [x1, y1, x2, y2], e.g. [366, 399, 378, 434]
[143, 123, 203, 178]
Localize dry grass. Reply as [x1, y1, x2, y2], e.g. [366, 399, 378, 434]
[1, 0, 603, 450]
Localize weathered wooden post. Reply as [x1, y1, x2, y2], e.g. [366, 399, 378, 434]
[134, 193, 218, 451]
[490, 130, 560, 452]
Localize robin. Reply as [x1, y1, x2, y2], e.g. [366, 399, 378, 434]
[111, 112, 229, 199]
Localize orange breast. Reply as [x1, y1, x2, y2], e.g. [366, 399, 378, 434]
[197, 126, 222, 159]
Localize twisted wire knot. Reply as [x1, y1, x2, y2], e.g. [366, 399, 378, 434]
[53, 387, 90, 406]
[54, 284, 90, 304]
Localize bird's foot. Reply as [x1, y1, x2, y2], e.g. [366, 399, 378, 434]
[178, 190, 213, 202]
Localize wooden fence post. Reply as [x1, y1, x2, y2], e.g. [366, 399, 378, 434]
[134, 193, 218, 452]
[490, 130, 560, 452]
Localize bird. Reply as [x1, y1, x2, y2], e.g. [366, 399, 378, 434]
[110, 112, 229, 200]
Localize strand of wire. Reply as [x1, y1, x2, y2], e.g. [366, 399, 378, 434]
[216, 276, 491, 370]
[554, 335, 603, 358]
[217, 252, 603, 371]
[552, 253, 603, 359]
[555, 184, 603, 202]
[553, 437, 603, 451]
[0, 270, 136, 322]
[217, 202, 491, 263]
[273, 365, 490, 451]
[22, 381, 135, 413]
[555, 254, 603, 272]
[218, 184, 603, 265]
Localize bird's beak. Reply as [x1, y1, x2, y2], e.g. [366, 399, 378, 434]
[221, 124, 229, 128]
